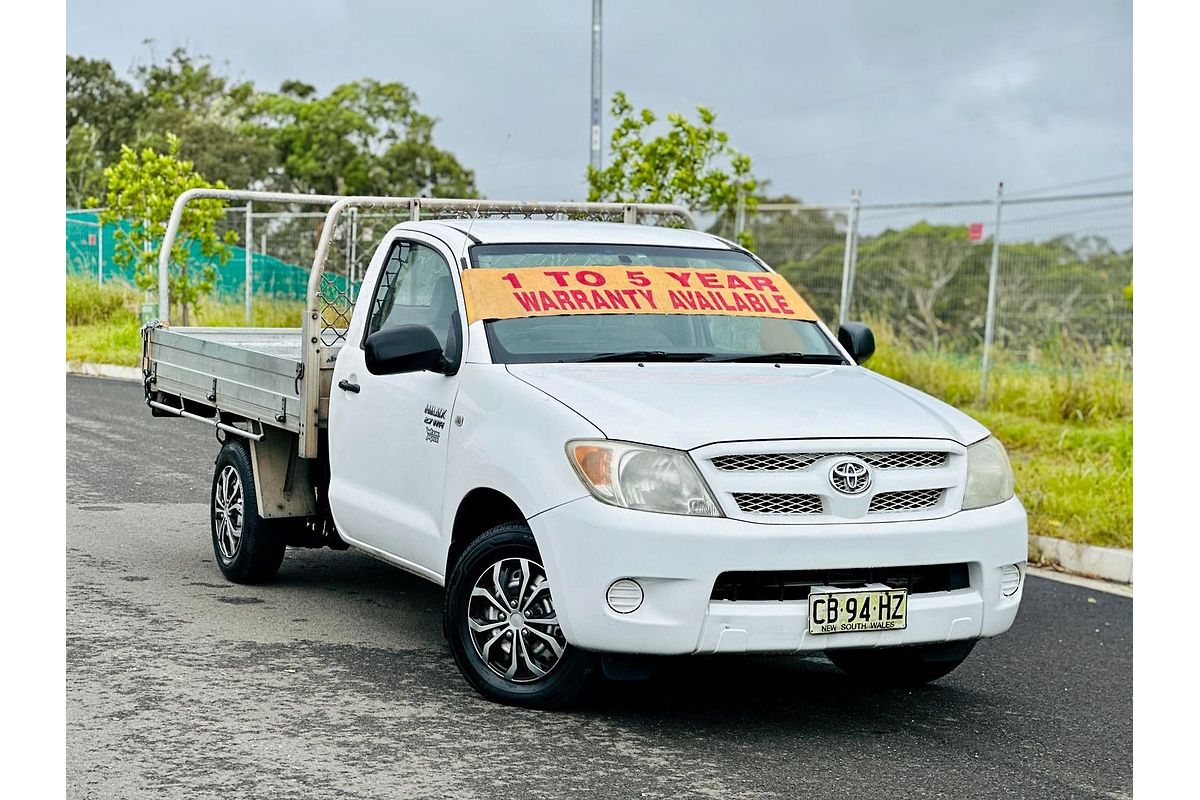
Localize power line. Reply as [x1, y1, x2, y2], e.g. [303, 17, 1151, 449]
[788, 29, 1131, 116]
[1005, 173, 1132, 198]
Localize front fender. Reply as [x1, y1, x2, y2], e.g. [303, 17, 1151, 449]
[440, 363, 599, 546]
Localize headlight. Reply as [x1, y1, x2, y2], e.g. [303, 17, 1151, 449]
[566, 440, 721, 517]
[962, 436, 1015, 510]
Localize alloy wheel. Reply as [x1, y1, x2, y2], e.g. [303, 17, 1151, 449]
[467, 557, 566, 683]
[214, 464, 244, 561]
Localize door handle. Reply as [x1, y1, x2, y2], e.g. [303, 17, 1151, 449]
[338, 379, 361, 394]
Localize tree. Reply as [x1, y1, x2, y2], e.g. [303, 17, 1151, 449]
[588, 92, 757, 241]
[96, 136, 237, 325]
[67, 49, 479, 203]
[133, 48, 277, 190]
[66, 124, 108, 209]
[851, 224, 988, 352]
[254, 78, 477, 197]
[66, 56, 142, 206]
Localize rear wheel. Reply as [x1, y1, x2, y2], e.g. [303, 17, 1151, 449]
[826, 639, 977, 686]
[210, 440, 286, 584]
[444, 523, 595, 708]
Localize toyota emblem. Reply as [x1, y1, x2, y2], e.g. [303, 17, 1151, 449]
[829, 459, 872, 495]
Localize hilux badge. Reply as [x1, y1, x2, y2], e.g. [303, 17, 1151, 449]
[829, 459, 871, 495]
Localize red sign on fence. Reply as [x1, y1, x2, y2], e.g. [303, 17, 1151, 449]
[87, 234, 96, 245]
[967, 223, 984, 242]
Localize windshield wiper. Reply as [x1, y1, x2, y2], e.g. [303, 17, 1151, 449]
[573, 350, 713, 363]
[700, 352, 848, 365]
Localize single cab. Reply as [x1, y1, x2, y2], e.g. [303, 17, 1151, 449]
[144, 191, 1027, 707]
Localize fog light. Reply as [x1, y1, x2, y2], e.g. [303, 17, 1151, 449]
[1000, 564, 1022, 597]
[606, 579, 644, 614]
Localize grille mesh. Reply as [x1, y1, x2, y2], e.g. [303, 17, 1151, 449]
[712, 451, 948, 472]
[733, 493, 824, 515]
[868, 488, 944, 513]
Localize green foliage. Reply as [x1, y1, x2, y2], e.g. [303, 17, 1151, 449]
[132, 49, 277, 191]
[66, 317, 143, 367]
[191, 298, 304, 328]
[588, 92, 756, 242]
[66, 56, 142, 207]
[867, 317, 1131, 423]
[66, 50, 475, 205]
[971, 410, 1132, 549]
[65, 275, 136, 326]
[96, 136, 237, 324]
[253, 78, 477, 197]
[866, 332, 1132, 548]
[762, 215, 1133, 356]
[65, 279, 303, 367]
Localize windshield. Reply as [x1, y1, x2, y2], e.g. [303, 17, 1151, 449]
[468, 244, 845, 365]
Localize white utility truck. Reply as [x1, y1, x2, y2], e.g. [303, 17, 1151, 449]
[143, 190, 1026, 708]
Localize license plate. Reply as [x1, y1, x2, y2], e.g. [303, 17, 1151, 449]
[808, 588, 907, 635]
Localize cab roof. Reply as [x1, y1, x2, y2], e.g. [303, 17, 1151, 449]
[407, 219, 736, 249]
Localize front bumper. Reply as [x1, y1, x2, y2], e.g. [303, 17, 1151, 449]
[530, 496, 1027, 655]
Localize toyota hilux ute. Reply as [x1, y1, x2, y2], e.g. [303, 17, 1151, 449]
[143, 191, 1026, 708]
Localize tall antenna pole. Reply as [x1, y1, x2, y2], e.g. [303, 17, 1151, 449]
[590, 0, 603, 172]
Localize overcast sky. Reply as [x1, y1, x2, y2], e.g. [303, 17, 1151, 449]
[66, 0, 1131, 205]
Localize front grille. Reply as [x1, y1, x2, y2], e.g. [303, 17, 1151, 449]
[734, 492, 824, 515]
[712, 451, 948, 472]
[868, 488, 944, 513]
[711, 563, 970, 602]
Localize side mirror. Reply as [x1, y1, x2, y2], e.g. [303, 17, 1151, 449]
[364, 325, 447, 376]
[838, 322, 876, 364]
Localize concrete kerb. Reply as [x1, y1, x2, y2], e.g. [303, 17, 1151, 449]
[1029, 535, 1133, 585]
[66, 362, 141, 382]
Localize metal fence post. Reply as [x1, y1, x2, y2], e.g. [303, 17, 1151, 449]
[838, 189, 861, 326]
[980, 182, 1004, 404]
[349, 207, 358, 291]
[96, 220, 104, 286]
[244, 202, 253, 324]
[733, 189, 746, 242]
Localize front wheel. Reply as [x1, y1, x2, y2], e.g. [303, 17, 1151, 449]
[210, 440, 287, 584]
[826, 639, 977, 686]
[444, 523, 595, 708]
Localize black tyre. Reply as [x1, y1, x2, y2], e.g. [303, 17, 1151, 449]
[826, 639, 977, 686]
[444, 522, 595, 709]
[210, 440, 287, 584]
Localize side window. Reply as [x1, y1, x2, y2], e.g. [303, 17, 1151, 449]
[366, 240, 459, 352]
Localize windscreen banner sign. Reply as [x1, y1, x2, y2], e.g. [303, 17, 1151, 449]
[460, 266, 818, 323]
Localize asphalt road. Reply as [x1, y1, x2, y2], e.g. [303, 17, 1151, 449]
[66, 373, 1133, 799]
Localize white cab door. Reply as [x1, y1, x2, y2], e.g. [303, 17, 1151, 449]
[328, 234, 465, 579]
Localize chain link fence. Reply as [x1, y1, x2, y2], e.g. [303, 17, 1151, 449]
[68, 188, 1133, 391]
[709, 188, 1133, 394]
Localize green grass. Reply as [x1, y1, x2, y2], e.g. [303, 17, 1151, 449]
[866, 318, 1132, 549]
[867, 322, 1131, 425]
[65, 280, 1132, 549]
[65, 277, 304, 367]
[66, 275, 138, 326]
[968, 410, 1131, 549]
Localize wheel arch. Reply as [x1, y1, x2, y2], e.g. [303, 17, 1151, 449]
[446, 487, 528, 577]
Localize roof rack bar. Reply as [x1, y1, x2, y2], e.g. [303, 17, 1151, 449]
[156, 189, 696, 459]
[158, 190, 696, 323]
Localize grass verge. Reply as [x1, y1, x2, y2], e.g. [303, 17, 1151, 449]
[865, 320, 1131, 549]
[65, 277, 304, 367]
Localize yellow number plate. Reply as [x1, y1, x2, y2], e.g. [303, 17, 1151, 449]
[808, 588, 908, 635]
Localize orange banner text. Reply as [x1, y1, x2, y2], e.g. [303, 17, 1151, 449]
[460, 266, 818, 323]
